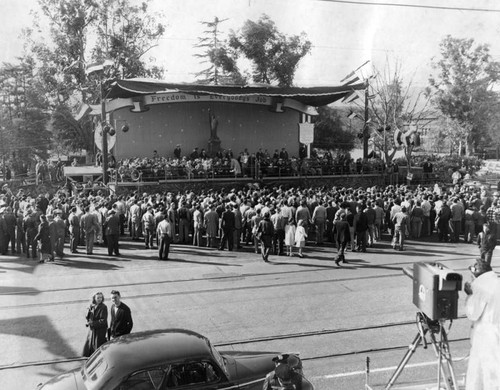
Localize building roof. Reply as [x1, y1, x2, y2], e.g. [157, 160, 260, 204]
[106, 78, 366, 107]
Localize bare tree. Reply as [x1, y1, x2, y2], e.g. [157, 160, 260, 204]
[349, 59, 435, 170]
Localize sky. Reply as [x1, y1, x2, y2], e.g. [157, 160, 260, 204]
[1, 0, 500, 90]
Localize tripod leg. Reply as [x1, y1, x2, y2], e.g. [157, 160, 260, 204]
[385, 332, 424, 390]
[428, 326, 458, 390]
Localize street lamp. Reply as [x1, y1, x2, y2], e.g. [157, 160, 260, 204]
[86, 59, 114, 184]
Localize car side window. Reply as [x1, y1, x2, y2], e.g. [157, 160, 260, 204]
[115, 366, 167, 390]
[165, 361, 221, 388]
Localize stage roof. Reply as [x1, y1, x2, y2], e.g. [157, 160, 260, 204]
[106, 79, 366, 107]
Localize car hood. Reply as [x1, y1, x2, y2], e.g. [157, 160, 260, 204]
[37, 367, 85, 390]
[222, 350, 279, 384]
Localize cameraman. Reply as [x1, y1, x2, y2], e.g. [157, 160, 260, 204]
[464, 259, 500, 389]
[262, 354, 302, 390]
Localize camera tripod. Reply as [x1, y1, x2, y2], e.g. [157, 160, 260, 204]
[383, 312, 458, 390]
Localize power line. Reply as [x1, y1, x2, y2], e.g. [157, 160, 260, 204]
[316, 0, 500, 13]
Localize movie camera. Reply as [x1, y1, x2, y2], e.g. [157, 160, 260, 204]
[366, 262, 463, 390]
[412, 262, 462, 321]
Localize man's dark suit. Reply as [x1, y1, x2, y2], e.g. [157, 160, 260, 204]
[109, 302, 133, 339]
[333, 219, 350, 262]
[104, 212, 121, 255]
[219, 209, 235, 251]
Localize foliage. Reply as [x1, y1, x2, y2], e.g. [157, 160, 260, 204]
[194, 17, 245, 85]
[312, 106, 356, 153]
[92, 0, 165, 82]
[0, 61, 52, 171]
[228, 14, 311, 87]
[50, 104, 93, 151]
[22, 0, 166, 155]
[429, 35, 500, 155]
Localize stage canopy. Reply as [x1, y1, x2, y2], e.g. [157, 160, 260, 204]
[106, 79, 366, 107]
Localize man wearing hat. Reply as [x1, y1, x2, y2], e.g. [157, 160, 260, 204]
[104, 209, 120, 256]
[464, 259, 500, 389]
[262, 355, 302, 390]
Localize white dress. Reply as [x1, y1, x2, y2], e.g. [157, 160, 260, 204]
[284, 224, 296, 246]
[294, 225, 307, 248]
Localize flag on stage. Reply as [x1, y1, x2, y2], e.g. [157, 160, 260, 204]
[85, 59, 114, 75]
[340, 60, 371, 85]
[342, 91, 360, 103]
[393, 127, 403, 148]
[347, 110, 360, 120]
[74, 103, 91, 121]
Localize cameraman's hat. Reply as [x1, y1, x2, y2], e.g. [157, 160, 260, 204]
[272, 354, 289, 363]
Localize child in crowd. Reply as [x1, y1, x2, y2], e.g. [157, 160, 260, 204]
[294, 220, 307, 258]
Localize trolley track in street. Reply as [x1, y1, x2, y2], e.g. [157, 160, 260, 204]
[0, 320, 469, 371]
[0, 256, 475, 310]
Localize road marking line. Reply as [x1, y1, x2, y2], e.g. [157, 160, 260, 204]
[312, 358, 468, 379]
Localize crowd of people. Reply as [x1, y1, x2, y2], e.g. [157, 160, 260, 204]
[1, 169, 499, 388]
[0, 177, 498, 265]
[110, 146, 391, 182]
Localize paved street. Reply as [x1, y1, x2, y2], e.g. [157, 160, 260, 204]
[0, 235, 490, 390]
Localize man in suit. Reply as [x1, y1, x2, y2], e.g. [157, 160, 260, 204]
[108, 290, 133, 340]
[204, 204, 219, 248]
[333, 213, 351, 266]
[219, 203, 235, 251]
[104, 209, 121, 256]
[80, 206, 99, 255]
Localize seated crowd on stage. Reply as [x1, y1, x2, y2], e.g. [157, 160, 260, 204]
[0, 177, 498, 261]
[109, 146, 391, 181]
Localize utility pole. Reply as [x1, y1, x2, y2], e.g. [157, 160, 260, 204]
[363, 80, 369, 159]
[100, 73, 109, 185]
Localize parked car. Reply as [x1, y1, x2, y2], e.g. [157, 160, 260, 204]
[37, 328, 314, 390]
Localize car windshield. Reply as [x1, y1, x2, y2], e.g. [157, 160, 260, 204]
[82, 350, 108, 390]
[210, 344, 227, 374]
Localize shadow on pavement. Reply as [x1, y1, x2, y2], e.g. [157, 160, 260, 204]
[0, 314, 77, 363]
[54, 258, 123, 270]
[0, 286, 40, 295]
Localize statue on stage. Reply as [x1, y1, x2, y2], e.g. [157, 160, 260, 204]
[209, 109, 220, 140]
[208, 109, 221, 156]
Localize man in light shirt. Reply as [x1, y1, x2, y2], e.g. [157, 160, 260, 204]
[157, 213, 173, 260]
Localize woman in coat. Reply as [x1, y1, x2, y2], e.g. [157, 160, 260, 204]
[83, 292, 108, 357]
[34, 214, 51, 263]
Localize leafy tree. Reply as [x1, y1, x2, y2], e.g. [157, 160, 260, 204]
[429, 35, 500, 155]
[0, 61, 52, 177]
[194, 17, 244, 85]
[92, 0, 165, 81]
[312, 106, 356, 153]
[228, 14, 311, 87]
[23, 0, 166, 156]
